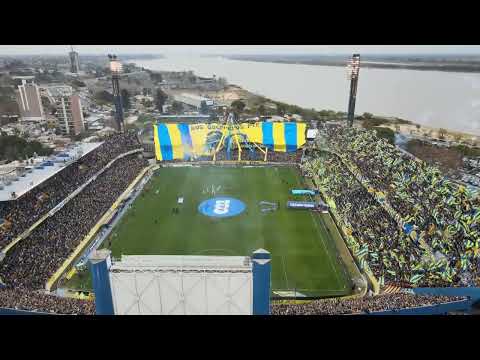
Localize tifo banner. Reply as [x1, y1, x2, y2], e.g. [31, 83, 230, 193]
[153, 122, 306, 161]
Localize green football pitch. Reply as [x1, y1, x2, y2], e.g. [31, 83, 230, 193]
[70, 166, 352, 297]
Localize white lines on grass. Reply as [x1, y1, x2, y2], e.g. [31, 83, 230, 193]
[281, 255, 289, 290]
[296, 170, 343, 290]
[309, 211, 341, 287]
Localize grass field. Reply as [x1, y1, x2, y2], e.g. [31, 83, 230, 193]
[67, 166, 352, 297]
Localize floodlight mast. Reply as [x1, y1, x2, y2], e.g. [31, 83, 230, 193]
[109, 54, 125, 132]
[346, 54, 360, 127]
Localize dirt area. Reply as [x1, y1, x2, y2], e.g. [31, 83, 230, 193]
[406, 140, 463, 173]
[166, 85, 254, 107]
[383, 123, 479, 145]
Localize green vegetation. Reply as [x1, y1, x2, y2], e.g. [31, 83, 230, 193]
[34, 71, 66, 84]
[199, 101, 209, 115]
[94, 90, 114, 106]
[170, 101, 184, 114]
[372, 126, 395, 144]
[0, 135, 53, 161]
[137, 114, 156, 125]
[146, 70, 163, 83]
[71, 79, 86, 88]
[120, 89, 131, 111]
[362, 117, 389, 128]
[453, 144, 480, 157]
[231, 99, 246, 115]
[99, 166, 351, 297]
[438, 128, 447, 139]
[154, 88, 168, 111]
[0, 86, 19, 117]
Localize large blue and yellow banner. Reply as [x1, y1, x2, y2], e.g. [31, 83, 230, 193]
[153, 122, 306, 161]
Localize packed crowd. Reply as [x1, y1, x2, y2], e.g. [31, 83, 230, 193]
[302, 124, 480, 287]
[0, 132, 141, 249]
[0, 287, 95, 315]
[271, 293, 467, 315]
[195, 148, 302, 163]
[0, 153, 147, 289]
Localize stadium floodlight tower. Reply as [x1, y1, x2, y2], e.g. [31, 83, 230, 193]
[346, 54, 361, 127]
[108, 54, 125, 132]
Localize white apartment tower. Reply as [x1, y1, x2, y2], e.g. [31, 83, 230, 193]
[69, 46, 80, 73]
[16, 80, 46, 122]
[49, 86, 85, 136]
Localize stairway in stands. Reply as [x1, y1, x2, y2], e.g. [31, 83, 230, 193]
[381, 284, 414, 295]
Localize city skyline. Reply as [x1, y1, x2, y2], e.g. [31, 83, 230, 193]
[2, 45, 480, 56]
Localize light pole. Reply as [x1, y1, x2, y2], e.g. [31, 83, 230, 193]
[108, 54, 125, 132]
[346, 54, 360, 127]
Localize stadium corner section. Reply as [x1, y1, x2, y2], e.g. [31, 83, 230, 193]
[45, 163, 155, 292]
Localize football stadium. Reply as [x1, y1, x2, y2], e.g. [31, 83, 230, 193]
[0, 118, 479, 315]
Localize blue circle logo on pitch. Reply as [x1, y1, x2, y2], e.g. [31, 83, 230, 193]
[198, 197, 246, 218]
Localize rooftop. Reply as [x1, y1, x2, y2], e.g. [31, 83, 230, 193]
[0, 142, 102, 202]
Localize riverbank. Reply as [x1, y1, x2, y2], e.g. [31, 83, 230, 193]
[225, 55, 480, 73]
[132, 60, 480, 155]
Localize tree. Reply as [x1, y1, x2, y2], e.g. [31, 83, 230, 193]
[71, 79, 86, 88]
[120, 89, 131, 111]
[452, 134, 462, 143]
[276, 103, 287, 116]
[171, 101, 184, 114]
[0, 135, 53, 161]
[199, 101, 209, 115]
[149, 72, 163, 83]
[372, 127, 395, 145]
[142, 99, 153, 108]
[230, 100, 246, 117]
[363, 112, 373, 119]
[155, 88, 168, 111]
[94, 90, 114, 105]
[217, 77, 228, 88]
[438, 128, 447, 139]
[257, 104, 266, 116]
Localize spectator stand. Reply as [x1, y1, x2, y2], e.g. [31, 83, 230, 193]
[0, 149, 144, 261]
[302, 175, 369, 299]
[367, 297, 472, 315]
[45, 163, 154, 292]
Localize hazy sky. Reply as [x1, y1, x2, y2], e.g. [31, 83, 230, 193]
[1, 45, 480, 56]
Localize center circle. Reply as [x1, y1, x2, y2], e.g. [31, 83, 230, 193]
[198, 197, 246, 218]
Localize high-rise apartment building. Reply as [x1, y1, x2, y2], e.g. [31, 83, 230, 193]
[49, 86, 85, 136]
[69, 47, 80, 74]
[16, 80, 46, 122]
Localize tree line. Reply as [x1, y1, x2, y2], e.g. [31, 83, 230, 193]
[0, 135, 53, 161]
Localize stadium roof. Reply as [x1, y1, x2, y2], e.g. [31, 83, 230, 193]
[0, 142, 102, 202]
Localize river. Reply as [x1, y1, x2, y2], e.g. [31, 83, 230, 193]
[133, 55, 480, 135]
